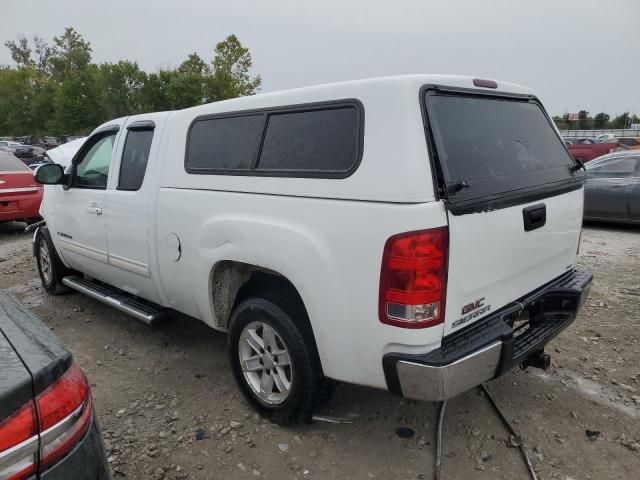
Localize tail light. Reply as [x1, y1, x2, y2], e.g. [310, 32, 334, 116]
[379, 227, 449, 328]
[0, 402, 37, 479]
[0, 364, 92, 479]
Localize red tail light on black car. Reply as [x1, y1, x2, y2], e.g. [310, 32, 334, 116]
[0, 364, 92, 479]
[379, 227, 449, 328]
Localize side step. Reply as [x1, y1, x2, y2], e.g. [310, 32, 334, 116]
[62, 275, 168, 325]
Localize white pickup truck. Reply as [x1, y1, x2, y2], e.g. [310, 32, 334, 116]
[33, 75, 592, 424]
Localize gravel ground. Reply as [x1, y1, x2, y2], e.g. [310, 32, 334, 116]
[1, 221, 638, 480]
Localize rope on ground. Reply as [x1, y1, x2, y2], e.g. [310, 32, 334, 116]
[435, 400, 447, 480]
[433, 385, 538, 480]
[480, 383, 538, 480]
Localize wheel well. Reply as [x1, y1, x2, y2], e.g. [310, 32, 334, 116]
[210, 261, 307, 331]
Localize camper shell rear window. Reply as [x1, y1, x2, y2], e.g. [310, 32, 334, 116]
[422, 86, 584, 214]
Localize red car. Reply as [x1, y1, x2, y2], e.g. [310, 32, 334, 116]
[0, 151, 43, 223]
[565, 139, 619, 163]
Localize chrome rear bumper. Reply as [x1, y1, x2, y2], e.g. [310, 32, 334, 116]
[396, 342, 502, 401]
[383, 269, 592, 401]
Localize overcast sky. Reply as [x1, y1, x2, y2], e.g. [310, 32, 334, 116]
[2, 0, 638, 116]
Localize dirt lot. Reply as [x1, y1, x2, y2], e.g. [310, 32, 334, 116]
[1, 222, 639, 480]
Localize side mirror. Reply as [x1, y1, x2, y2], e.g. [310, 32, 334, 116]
[35, 163, 66, 185]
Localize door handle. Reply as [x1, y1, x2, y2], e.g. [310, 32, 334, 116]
[87, 206, 103, 215]
[523, 203, 546, 232]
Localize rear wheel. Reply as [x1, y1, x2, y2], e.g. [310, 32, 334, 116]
[35, 227, 70, 295]
[228, 294, 330, 424]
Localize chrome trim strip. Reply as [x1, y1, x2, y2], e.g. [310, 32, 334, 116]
[108, 253, 150, 277]
[0, 402, 86, 472]
[40, 402, 84, 447]
[0, 434, 38, 471]
[396, 342, 502, 401]
[58, 237, 108, 263]
[0, 187, 39, 194]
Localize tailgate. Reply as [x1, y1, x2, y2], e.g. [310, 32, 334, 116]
[445, 189, 582, 334]
[422, 86, 584, 335]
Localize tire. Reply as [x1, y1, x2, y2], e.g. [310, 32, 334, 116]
[228, 293, 330, 424]
[35, 226, 71, 295]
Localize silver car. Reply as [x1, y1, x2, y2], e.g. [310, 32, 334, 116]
[584, 151, 640, 223]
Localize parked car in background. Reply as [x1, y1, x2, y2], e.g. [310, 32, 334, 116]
[584, 151, 640, 223]
[0, 291, 110, 479]
[0, 140, 22, 148]
[42, 136, 60, 149]
[616, 137, 640, 151]
[566, 140, 619, 162]
[0, 151, 43, 224]
[58, 135, 84, 144]
[33, 75, 591, 423]
[11, 145, 48, 166]
[16, 135, 35, 145]
[596, 133, 617, 142]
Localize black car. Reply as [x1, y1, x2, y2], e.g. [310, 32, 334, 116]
[0, 145, 48, 167]
[0, 291, 110, 479]
[13, 146, 47, 165]
[584, 151, 640, 223]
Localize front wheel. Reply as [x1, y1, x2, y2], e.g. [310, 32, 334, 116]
[35, 227, 70, 295]
[228, 296, 329, 424]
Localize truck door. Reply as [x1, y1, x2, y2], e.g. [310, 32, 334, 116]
[53, 125, 121, 279]
[103, 115, 166, 303]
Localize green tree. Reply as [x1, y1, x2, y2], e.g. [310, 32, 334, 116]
[207, 34, 261, 101]
[593, 112, 609, 129]
[612, 112, 630, 129]
[4, 35, 33, 68]
[552, 115, 569, 131]
[98, 61, 147, 118]
[179, 53, 210, 75]
[1, 28, 262, 136]
[3, 35, 52, 75]
[0, 66, 53, 136]
[577, 110, 590, 130]
[52, 65, 104, 133]
[49, 27, 92, 80]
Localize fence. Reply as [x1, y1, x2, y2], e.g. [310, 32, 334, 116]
[560, 129, 640, 138]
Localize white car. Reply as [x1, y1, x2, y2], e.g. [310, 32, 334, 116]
[0, 140, 23, 147]
[595, 133, 616, 142]
[32, 75, 592, 423]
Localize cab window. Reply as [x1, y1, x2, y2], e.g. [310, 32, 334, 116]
[118, 128, 154, 191]
[72, 133, 116, 189]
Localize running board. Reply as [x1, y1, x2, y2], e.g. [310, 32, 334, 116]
[62, 275, 168, 325]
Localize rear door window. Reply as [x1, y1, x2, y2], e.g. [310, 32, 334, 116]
[424, 91, 581, 212]
[118, 128, 154, 190]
